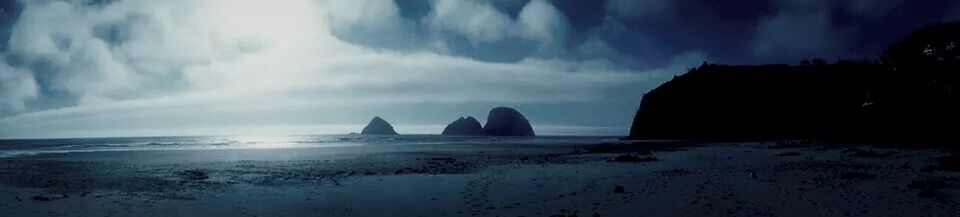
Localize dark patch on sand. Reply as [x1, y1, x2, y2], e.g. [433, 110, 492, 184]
[767, 141, 819, 149]
[838, 172, 875, 180]
[843, 148, 891, 158]
[775, 151, 801, 157]
[907, 178, 956, 199]
[608, 154, 658, 163]
[931, 153, 960, 172]
[586, 142, 693, 154]
[177, 169, 210, 180]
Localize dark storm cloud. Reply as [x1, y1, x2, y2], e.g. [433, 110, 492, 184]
[0, 1, 21, 51]
[334, 0, 959, 66]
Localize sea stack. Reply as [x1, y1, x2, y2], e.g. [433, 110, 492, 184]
[441, 116, 486, 136]
[361, 116, 399, 135]
[483, 107, 535, 136]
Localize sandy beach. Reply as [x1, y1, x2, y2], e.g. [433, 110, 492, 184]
[0, 140, 958, 217]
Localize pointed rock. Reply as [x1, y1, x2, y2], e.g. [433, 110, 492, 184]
[483, 107, 535, 136]
[361, 116, 398, 135]
[442, 116, 486, 136]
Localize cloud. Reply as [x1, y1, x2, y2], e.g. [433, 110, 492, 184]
[425, 0, 516, 45]
[844, 0, 904, 18]
[604, 0, 677, 20]
[0, 49, 703, 138]
[945, 1, 960, 21]
[423, 0, 571, 52]
[7, 0, 334, 105]
[773, 0, 831, 14]
[5, 1, 143, 105]
[320, 0, 576, 62]
[751, 0, 855, 62]
[575, 15, 668, 69]
[517, 0, 570, 55]
[767, 0, 903, 20]
[322, 0, 673, 69]
[0, 0, 706, 138]
[0, 59, 38, 112]
[321, 0, 420, 50]
[576, 36, 618, 59]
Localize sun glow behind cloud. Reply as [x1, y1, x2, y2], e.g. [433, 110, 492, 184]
[206, 0, 322, 46]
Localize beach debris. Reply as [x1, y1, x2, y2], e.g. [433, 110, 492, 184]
[30, 195, 51, 201]
[917, 190, 938, 198]
[907, 178, 953, 198]
[614, 185, 626, 193]
[842, 148, 889, 158]
[838, 172, 876, 180]
[907, 179, 949, 190]
[177, 169, 210, 181]
[775, 151, 801, 156]
[395, 167, 423, 175]
[586, 142, 683, 154]
[553, 208, 580, 217]
[29, 194, 69, 202]
[767, 140, 813, 149]
[932, 153, 960, 172]
[609, 153, 657, 163]
[430, 157, 457, 164]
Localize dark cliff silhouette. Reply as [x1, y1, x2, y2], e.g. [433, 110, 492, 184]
[629, 23, 960, 143]
[442, 116, 486, 136]
[361, 116, 399, 135]
[483, 107, 535, 136]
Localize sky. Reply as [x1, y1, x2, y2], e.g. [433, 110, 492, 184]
[0, 0, 958, 138]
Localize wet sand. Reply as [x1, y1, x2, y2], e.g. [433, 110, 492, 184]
[1, 141, 959, 216]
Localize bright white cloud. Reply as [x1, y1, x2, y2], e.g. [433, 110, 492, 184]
[517, 0, 570, 54]
[7, 0, 338, 105]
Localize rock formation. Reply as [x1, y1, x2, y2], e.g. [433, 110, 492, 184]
[441, 116, 486, 136]
[628, 23, 960, 142]
[361, 116, 398, 135]
[628, 63, 879, 140]
[483, 107, 535, 136]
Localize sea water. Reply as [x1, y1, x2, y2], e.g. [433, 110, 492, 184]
[0, 135, 620, 158]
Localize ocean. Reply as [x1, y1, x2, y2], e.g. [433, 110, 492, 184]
[0, 135, 621, 158]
